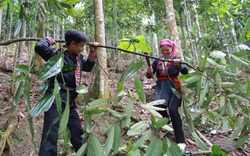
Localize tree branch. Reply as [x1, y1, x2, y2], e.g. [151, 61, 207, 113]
[0, 37, 194, 68]
[0, 37, 64, 46]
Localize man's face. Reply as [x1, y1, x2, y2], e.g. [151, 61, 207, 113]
[70, 41, 86, 55]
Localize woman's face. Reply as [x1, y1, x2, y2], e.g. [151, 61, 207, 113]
[160, 45, 172, 58]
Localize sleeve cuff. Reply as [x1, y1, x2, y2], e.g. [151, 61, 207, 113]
[88, 52, 97, 62]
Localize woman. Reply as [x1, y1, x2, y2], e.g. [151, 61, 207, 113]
[146, 39, 188, 150]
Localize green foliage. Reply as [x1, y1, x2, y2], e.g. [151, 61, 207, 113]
[183, 46, 250, 149]
[38, 52, 64, 80]
[118, 35, 152, 53]
[212, 145, 228, 156]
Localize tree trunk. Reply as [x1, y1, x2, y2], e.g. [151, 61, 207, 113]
[180, 12, 188, 57]
[110, 0, 117, 67]
[193, 4, 201, 39]
[165, 0, 184, 59]
[152, 33, 159, 57]
[93, 0, 109, 98]
[8, 13, 13, 40]
[184, 0, 198, 62]
[150, 10, 159, 57]
[0, 8, 2, 40]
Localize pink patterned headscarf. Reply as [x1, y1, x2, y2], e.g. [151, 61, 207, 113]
[159, 39, 178, 56]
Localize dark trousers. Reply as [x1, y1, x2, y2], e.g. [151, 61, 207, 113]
[39, 102, 84, 156]
[154, 80, 185, 143]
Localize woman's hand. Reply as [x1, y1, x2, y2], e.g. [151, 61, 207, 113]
[173, 59, 182, 70]
[147, 67, 153, 75]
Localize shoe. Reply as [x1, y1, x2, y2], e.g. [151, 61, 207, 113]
[178, 143, 186, 151]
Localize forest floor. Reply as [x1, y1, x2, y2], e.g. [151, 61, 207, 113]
[0, 49, 250, 156]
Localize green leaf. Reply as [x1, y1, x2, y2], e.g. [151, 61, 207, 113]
[104, 125, 114, 156]
[14, 19, 22, 36]
[59, 2, 72, 8]
[37, 81, 49, 93]
[235, 95, 249, 102]
[226, 102, 234, 116]
[155, 118, 170, 128]
[16, 65, 29, 73]
[119, 61, 144, 82]
[85, 98, 108, 111]
[184, 75, 201, 84]
[14, 82, 24, 103]
[134, 78, 146, 103]
[221, 71, 240, 77]
[207, 58, 225, 69]
[222, 117, 228, 132]
[15, 74, 26, 82]
[236, 135, 249, 148]
[90, 135, 104, 156]
[215, 73, 222, 89]
[118, 39, 135, 52]
[76, 85, 88, 94]
[106, 107, 125, 118]
[200, 71, 207, 89]
[192, 132, 209, 150]
[59, 89, 70, 134]
[122, 101, 134, 127]
[38, 52, 64, 80]
[75, 142, 87, 156]
[231, 54, 250, 67]
[231, 119, 243, 140]
[141, 104, 165, 111]
[196, 130, 213, 147]
[146, 136, 162, 156]
[239, 18, 250, 42]
[150, 115, 156, 126]
[166, 142, 182, 156]
[113, 123, 121, 154]
[86, 109, 105, 115]
[141, 104, 164, 118]
[24, 78, 34, 138]
[199, 83, 209, 106]
[133, 130, 152, 149]
[117, 81, 124, 92]
[128, 149, 141, 156]
[127, 121, 148, 136]
[209, 50, 226, 59]
[53, 80, 61, 95]
[30, 93, 55, 118]
[212, 145, 227, 156]
[134, 35, 152, 53]
[147, 99, 166, 106]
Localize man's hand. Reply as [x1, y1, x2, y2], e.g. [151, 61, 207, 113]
[89, 42, 100, 52]
[45, 36, 56, 45]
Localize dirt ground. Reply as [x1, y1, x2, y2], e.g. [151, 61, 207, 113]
[0, 49, 250, 156]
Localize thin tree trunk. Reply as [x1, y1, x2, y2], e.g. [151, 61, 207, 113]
[0, 8, 2, 40]
[165, 0, 184, 59]
[150, 10, 159, 57]
[180, 12, 188, 57]
[193, 4, 201, 39]
[8, 13, 13, 40]
[184, 0, 197, 62]
[93, 0, 109, 98]
[216, 14, 230, 56]
[152, 33, 159, 57]
[230, 17, 237, 46]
